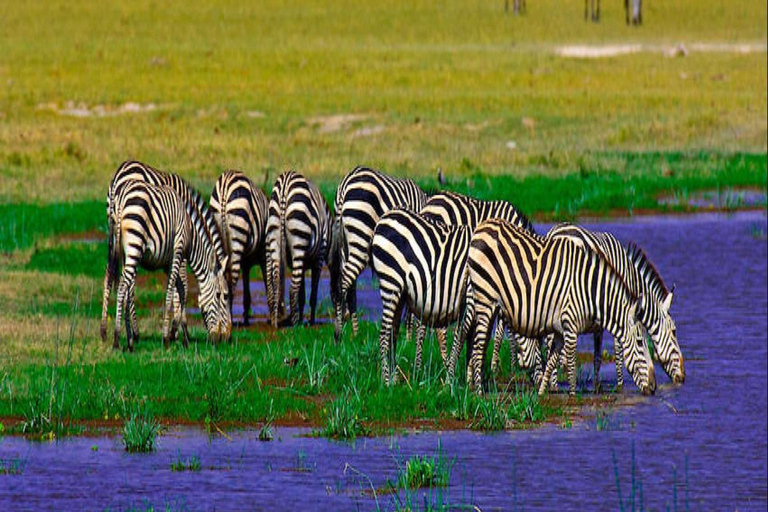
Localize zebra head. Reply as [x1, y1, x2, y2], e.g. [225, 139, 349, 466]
[621, 299, 657, 395]
[644, 289, 684, 384]
[199, 253, 232, 343]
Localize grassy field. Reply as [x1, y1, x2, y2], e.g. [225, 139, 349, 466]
[0, 0, 765, 203]
[0, 0, 765, 435]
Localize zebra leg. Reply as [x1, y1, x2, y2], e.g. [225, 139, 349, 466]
[309, 261, 321, 325]
[470, 304, 494, 394]
[437, 327, 448, 365]
[127, 279, 140, 343]
[414, 318, 425, 376]
[175, 271, 189, 348]
[241, 263, 252, 327]
[539, 333, 563, 395]
[593, 329, 603, 393]
[100, 264, 112, 342]
[614, 334, 625, 392]
[490, 319, 505, 375]
[163, 260, 182, 349]
[379, 291, 404, 386]
[563, 331, 580, 396]
[114, 266, 135, 351]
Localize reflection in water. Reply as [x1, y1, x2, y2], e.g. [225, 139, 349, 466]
[1, 212, 766, 511]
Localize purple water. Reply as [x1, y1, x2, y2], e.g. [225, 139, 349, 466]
[2, 211, 766, 511]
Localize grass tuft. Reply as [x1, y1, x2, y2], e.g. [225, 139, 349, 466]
[122, 409, 160, 453]
[322, 393, 368, 440]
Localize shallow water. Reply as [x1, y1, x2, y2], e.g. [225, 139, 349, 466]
[2, 211, 766, 511]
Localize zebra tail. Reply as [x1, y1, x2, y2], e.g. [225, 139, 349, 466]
[277, 193, 288, 318]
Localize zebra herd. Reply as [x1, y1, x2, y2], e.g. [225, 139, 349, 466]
[100, 161, 684, 396]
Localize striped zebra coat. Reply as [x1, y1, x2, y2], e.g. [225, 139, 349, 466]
[210, 171, 278, 326]
[108, 181, 231, 350]
[531, 224, 683, 390]
[331, 166, 428, 341]
[101, 160, 229, 342]
[420, 190, 538, 376]
[457, 219, 656, 396]
[265, 171, 332, 327]
[371, 208, 473, 384]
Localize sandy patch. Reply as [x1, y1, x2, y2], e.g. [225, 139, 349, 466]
[36, 101, 159, 118]
[555, 42, 767, 58]
[351, 125, 384, 138]
[306, 114, 369, 133]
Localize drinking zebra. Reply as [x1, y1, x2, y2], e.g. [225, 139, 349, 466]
[210, 170, 279, 326]
[265, 171, 332, 327]
[371, 208, 473, 384]
[534, 224, 683, 390]
[108, 180, 231, 350]
[418, 190, 538, 373]
[101, 160, 229, 342]
[456, 219, 656, 395]
[330, 166, 427, 341]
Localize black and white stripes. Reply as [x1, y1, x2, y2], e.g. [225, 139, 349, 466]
[456, 219, 656, 395]
[266, 171, 332, 327]
[210, 170, 272, 326]
[107, 180, 231, 350]
[331, 166, 428, 341]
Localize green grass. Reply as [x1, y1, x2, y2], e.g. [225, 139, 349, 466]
[0, 1, 764, 204]
[397, 441, 454, 489]
[170, 452, 201, 472]
[122, 409, 160, 453]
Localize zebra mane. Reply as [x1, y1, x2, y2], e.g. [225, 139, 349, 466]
[626, 241, 670, 298]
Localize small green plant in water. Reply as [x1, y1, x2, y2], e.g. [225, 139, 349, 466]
[258, 399, 275, 442]
[398, 441, 454, 489]
[0, 456, 27, 475]
[122, 411, 160, 453]
[170, 451, 201, 472]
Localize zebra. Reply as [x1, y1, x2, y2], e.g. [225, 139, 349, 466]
[265, 171, 332, 327]
[100, 160, 229, 343]
[330, 166, 428, 341]
[585, 0, 600, 22]
[625, 0, 642, 25]
[515, 225, 683, 391]
[108, 180, 231, 350]
[418, 190, 538, 373]
[454, 218, 656, 396]
[210, 170, 282, 326]
[371, 208, 474, 384]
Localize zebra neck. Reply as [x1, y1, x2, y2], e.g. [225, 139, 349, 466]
[592, 262, 633, 337]
[186, 202, 218, 282]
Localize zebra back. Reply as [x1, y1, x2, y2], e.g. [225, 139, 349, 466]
[210, 170, 269, 277]
[108, 160, 228, 280]
[421, 190, 535, 233]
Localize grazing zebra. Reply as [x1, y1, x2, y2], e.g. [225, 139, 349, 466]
[625, 0, 642, 25]
[265, 171, 332, 327]
[455, 219, 656, 396]
[330, 166, 427, 341]
[371, 208, 474, 384]
[419, 190, 537, 373]
[108, 181, 231, 350]
[210, 170, 280, 326]
[100, 160, 229, 342]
